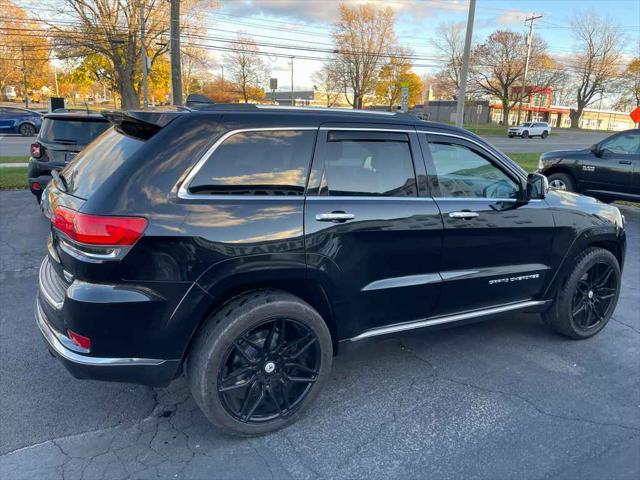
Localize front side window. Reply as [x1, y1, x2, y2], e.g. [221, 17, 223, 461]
[189, 129, 316, 196]
[321, 133, 417, 197]
[428, 141, 519, 199]
[600, 133, 640, 155]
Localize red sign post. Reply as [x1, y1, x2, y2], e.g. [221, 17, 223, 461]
[630, 106, 640, 125]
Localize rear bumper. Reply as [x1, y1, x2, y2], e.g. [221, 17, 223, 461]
[35, 296, 181, 386]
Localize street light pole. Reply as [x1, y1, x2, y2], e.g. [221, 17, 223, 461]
[455, 0, 476, 127]
[290, 56, 294, 106]
[140, 1, 149, 109]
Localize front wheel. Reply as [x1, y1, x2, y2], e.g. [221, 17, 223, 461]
[187, 290, 333, 436]
[19, 123, 35, 136]
[547, 172, 575, 192]
[541, 131, 548, 139]
[543, 248, 621, 339]
[522, 130, 529, 139]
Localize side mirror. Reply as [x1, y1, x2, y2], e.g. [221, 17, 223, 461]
[590, 144, 602, 156]
[526, 172, 548, 200]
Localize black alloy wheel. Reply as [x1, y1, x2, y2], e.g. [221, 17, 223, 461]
[571, 262, 618, 331]
[522, 130, 529, 138]
[217, 318, 321, 424]
[543, 247, 621, 339]
[19, 123, 35, 136]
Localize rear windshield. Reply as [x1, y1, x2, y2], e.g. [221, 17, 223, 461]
[39, 118, 110, 145]
[62, 128, 144, 199]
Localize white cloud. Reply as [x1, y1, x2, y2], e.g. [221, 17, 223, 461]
[222, 0, 469, 25]
[494, 9, 534, 26]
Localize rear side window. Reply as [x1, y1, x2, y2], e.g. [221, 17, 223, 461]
[188, 129, 316, 196]
[321, 132, 417, 197]
[39, 119, 110, 145]
[63, 128, 144, 199]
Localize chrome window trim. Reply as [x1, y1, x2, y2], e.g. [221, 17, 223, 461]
[319, 126, 415, 133]
[177, 127, 318, 201]
[349, 300, 548, 341]
[36, 298, 168, 366]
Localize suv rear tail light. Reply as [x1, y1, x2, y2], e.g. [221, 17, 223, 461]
[52, 206, 148, 246]
[31, 142, 42, 158]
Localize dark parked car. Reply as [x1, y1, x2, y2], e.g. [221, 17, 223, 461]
[0, 106, 42, 136]
[27, 112, 110, 202]
[37, 105, 626, 436]
[538, 128, 640, 202]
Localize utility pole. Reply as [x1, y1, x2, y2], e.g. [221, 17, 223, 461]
[21, 43, 29, 109]
[516, 14, 542, 124]
[290, 56, 294, 106]
[54, 64, 59, 97]
[455, 0, 476, 127]
[170, 0, 183, 106]
[140, 1, 149, 108]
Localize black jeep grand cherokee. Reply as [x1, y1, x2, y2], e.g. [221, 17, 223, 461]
[38, 105, 626, 436]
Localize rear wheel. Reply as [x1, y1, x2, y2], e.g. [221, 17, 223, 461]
[187, 290, 333, 436]
[19, 123, 35, 136]
[547, 172, 575, 192]
[543, 248, 620, 339]
[522, 130, 529, 139]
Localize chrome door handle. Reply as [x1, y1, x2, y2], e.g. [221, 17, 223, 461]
[449, 211, 479, 219]
[618, 160, 632, 165]
[315, 212, 355, 222]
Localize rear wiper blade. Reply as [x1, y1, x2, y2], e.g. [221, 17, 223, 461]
[51, 170, 68, 192]
[52, 138, 77, 145]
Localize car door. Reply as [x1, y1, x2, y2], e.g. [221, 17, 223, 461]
[580, 131, 639, 195]
[0, 108, 11, 132]
[304, 125, 443, 338]
[419, 132, 555, 316]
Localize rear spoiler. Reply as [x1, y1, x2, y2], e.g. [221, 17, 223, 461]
[101, 110, 187, 139]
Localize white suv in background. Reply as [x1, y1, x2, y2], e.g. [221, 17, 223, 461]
[508, 122, 551, 139]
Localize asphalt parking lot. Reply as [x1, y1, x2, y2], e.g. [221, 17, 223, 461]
[0, 189, 638, 480]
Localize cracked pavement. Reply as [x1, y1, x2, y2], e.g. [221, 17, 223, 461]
[1, 190, 638, 479]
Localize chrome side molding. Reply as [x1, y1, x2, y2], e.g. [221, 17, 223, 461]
[349, 300, 548, 341]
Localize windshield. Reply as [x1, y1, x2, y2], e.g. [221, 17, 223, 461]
[39, 119, 109, 145]
[521, 123, 533, 127]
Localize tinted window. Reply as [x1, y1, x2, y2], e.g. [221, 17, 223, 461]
[189, 130, 316, 196]
[63, 128, 144, 199]
[429, 141, 519, 199]
[322, 134, 416, 197]
[39, 119, 110, 145]
[600, 132, 640, 154]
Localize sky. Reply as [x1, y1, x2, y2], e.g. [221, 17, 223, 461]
[203, 0, 640, 91]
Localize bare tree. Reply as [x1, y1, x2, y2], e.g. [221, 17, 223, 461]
[430, 22, 465, 100]
[471, 30, 549, 125]
[332, 3, 396, 109]
[567, 12, 623, 127]
[312, 64, 341, 107]
[50, 0, 173, 109]
[224, 35, 268, 103]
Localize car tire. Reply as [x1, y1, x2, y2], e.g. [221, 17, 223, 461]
[19, 123, 36, 136]
[522, 130, 529, 139]
[547, 172, 575, 192]
[542, 247, 620, 339]
[187, 289, 333, 437]
[541, 131, 548, 139]
[508, 134, 514, 138]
